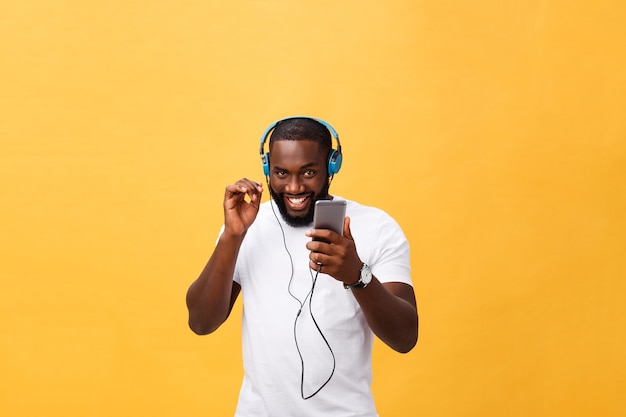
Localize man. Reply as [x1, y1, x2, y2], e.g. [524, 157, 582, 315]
[186, 117, 418, 416]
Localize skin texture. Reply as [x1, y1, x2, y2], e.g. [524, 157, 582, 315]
[267, 140, 331, 227]
[186, 139, 418, 353]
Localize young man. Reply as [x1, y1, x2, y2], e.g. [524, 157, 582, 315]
[186, 117, 418, 416]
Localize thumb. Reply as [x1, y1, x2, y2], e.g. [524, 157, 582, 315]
[343, 216, 353, 240]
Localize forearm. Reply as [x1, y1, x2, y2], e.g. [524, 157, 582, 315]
[350, 279, 418, 353]
[186, 233, 244, 334]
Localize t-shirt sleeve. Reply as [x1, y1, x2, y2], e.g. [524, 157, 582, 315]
[368, 212, 413, 287]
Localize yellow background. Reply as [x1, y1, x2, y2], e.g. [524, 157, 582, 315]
[1, 1, 625, 416]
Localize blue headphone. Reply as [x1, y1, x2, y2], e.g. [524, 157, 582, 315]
[259, 116, 342, 177]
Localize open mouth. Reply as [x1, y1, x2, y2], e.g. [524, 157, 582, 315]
[285, 195, 311, 211]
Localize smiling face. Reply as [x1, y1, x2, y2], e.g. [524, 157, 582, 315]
[268, 139, 331, 227]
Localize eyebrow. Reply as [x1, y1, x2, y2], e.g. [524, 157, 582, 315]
[272, 162, 320, 171]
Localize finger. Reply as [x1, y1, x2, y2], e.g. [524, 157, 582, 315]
[238, 178, 263, 192]
[343, 216, 351, 237]
[309, 250, 325, 264]
[224, 185, 247, 203]
[309, 259, 324, 272]
[227, 179, 263, 201]
[243, 179, 263, 201]
[306, 228, 335, 245]
[306, 238, 332, 255]
[343, 216, 353, 240]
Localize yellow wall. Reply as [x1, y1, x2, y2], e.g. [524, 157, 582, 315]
[1, 1, 624, 416]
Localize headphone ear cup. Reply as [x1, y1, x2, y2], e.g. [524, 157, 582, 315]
[262, 153, 270, 176]
[327, 150, 342, 176]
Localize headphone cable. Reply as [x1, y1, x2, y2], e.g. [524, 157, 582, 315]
[267, 186, 336, 399]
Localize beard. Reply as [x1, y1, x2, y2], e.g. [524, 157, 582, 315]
[269, 180, 331, 228]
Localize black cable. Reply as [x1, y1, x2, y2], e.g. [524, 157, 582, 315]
[267, 183, 336, 399]
[300, 265, 336, 399]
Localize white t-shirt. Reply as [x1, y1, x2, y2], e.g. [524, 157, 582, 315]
[230, 198, 412, 417]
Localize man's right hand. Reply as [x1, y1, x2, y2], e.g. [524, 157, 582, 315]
[223, 178, 263, 236]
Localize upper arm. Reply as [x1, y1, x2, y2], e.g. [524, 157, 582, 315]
[383, 281, 417, 310]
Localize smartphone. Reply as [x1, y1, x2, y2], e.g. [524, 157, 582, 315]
[313, 200, 347, 237]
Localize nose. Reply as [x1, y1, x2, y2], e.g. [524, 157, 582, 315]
[285, 174, 304, 194]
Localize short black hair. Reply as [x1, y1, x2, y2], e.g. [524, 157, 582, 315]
[269, 117, 332, 153]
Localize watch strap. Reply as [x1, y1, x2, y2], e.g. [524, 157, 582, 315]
[344, 279, 367, 289]
[343, 263, 371, 289]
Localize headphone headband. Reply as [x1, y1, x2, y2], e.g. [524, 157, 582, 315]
[259, 116, 342, 177]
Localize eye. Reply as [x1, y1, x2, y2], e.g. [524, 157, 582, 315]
[303, 169, 316, 178]
[274, 169, 287, 178]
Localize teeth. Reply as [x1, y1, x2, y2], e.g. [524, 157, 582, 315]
[288, 197, 306, 204]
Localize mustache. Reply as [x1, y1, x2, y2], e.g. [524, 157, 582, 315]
[268, 182, 330, 227]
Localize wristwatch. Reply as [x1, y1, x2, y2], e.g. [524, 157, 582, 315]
[344, 263, 373, 289]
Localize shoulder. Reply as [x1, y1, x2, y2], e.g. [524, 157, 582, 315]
[340, 198, 412, 284]
[341, 198, 400, 227]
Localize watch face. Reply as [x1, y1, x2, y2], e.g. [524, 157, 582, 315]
[361, 264, 372, 285]
[345, 264, 373, 289]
